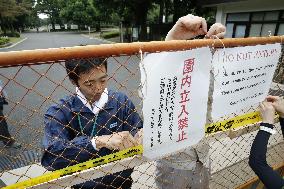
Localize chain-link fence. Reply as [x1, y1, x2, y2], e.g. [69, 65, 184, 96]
[0, 37, 283, 189]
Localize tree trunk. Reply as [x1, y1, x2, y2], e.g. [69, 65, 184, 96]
[78, 23, 81, 31]
[10, 22, 14, 33]
[95, 20, 101, 32]
[50, 14, 55, 31]
[159, 0, 164, 24]
[173, 0, 181, 23]
[0, 16, 9, 36]
[165, 0, 170, 23]
[0, 14, 5, 35]
[136, 2, 149, 41]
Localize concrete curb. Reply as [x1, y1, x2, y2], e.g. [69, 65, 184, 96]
[0, 37, 28, 49]
[81, 34, 115, 44]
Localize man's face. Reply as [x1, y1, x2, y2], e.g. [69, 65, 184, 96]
[77, 65, 108, 103]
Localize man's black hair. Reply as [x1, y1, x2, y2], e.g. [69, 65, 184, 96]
[65, 58, 107, 85]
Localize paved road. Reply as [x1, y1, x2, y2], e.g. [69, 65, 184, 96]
[0, 32, 103, 51]
[0, 32, 142, 171]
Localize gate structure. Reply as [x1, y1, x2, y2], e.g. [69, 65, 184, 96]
[0, 36, 283, 189]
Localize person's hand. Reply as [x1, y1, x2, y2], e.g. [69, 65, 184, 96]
[165, 14, 207, 41]
[134, 129, 143, 145]
[259, 101, 275, 124]
[205, 23, 226, 39]
[95, 131, 136, 151]
[266, 95, 284, 118]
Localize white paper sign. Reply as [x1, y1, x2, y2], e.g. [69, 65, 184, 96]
[212, 43, 281, 119]
[141, 47, 211, 160]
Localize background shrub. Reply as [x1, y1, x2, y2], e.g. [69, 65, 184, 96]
[101, 31, 119, 39]
[4, 31, 20, 38]
[0, 37, 10, 46]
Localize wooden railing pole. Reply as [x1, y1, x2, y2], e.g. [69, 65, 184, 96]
[0, 36, 283, 67]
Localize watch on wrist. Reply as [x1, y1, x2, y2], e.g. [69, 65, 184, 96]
[259, 126, 276, 134]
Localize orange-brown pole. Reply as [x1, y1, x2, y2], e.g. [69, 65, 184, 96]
[0, 36, 283, 67]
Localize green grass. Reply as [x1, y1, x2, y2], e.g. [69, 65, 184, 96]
[9, 37, 23, 43]
[0, 37, 9, 46]
[0, 37, 23, 48]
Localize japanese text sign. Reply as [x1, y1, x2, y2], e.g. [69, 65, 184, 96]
[212, 43, 281, 120]
[141, 48, 211, 160]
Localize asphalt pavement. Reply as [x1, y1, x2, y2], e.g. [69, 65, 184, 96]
[0, 32, 103, 51]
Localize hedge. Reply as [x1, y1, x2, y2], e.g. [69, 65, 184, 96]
[101, 31, 120, 39]
[0, 37, 10, 46]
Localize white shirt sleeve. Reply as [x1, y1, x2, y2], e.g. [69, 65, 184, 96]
[91, 138, 97, 150]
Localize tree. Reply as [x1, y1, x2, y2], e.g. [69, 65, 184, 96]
[59, 0, 97, 29]
[90, 0, 215, 41]
[0, 0, 18, 34]
[92, 0, 128, 31]
[24, 9, 41, 29]
[0, 0, 33, 35]
[148, 3, 159, 24]
[14, 0, 35, 31]
[172, 0, 194, 23]
[172, 0, 216, 24]
[148, 0, 173, 24]
[134, 0, 153, 40]
[93, 0, 155, 41]
[36, 0, 61, 30]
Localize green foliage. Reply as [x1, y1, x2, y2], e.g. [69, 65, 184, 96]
[59, 0, 97, 28]
[4, 31, 20, 37]
[147, 3, 160, 24]
[93, 0, 155, 40]
[0, 37, 10, 46]
[101, 31, 119, 39]
[24, 9, 41, 28]
[0, 0, 216, 41]
[36, 0, 62, 30]
[202, 7, 217, 24]
[0, 0, 23, 18]
[109, 13, 122, 25]
[0, 0, 33, 33]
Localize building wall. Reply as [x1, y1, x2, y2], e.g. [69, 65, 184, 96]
[215, 0, 284, 24]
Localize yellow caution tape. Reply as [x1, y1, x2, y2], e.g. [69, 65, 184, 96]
[4, 145, 143, 189]
[2, 112, 275, 188]
[205, 111, 262, 134]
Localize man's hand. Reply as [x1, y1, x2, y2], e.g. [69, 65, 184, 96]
[206, 23, 226, 39]
[165, 14, 207, 41]
[266, 95, 284, 118]
[95, 131, 136, 151]
[259, 101, 275, 124]
[134, 129, 143, 145]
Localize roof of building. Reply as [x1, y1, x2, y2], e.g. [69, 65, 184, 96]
[198, 0, 245, 6]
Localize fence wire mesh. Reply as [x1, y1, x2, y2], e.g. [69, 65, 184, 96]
[0, 41, 283, 189]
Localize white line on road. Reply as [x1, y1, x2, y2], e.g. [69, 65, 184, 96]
[0, 37, 28, 49]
